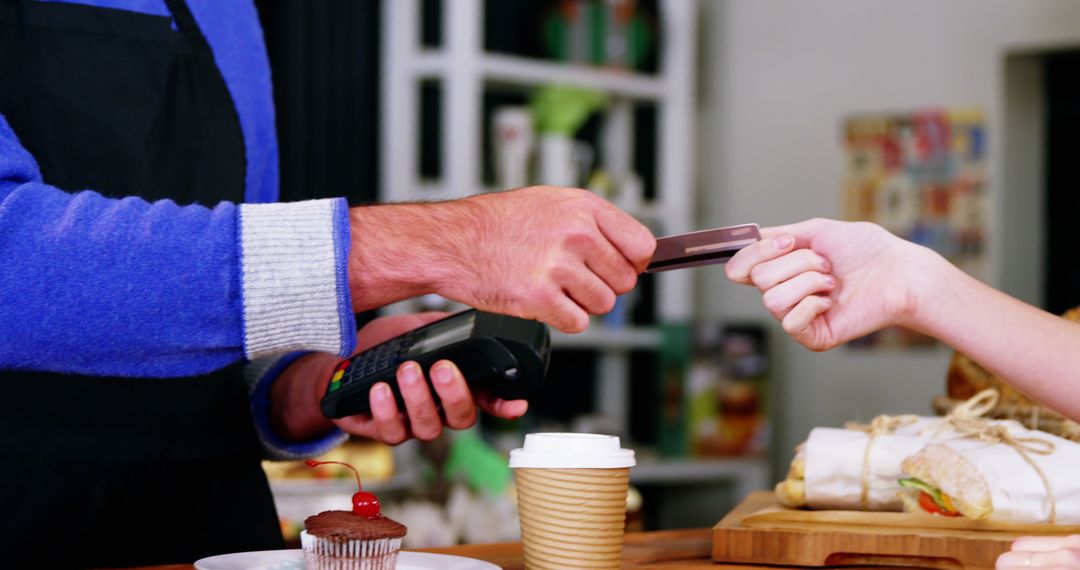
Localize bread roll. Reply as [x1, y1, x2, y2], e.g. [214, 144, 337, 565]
[775, 478, 805, 507]
[900, 444, 991, 519]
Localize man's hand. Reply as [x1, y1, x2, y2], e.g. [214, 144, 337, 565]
[270, 312, 528, 445]
[348, 186, 655, 333]
[725, 218, 942, 351]
[997, 535, 1080, 569]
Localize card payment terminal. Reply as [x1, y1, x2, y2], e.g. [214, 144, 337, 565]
[321, 309, 551, 418]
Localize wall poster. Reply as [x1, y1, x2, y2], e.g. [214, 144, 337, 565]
[842, 108, 987, 349]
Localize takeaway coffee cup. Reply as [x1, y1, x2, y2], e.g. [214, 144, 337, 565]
[509, 433, 636, 570]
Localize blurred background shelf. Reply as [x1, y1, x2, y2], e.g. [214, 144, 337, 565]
[550, 326, 661, 350]
[359, 0, 769, 534]
[269, 473, 420, 497]
[267, 455, 767, 496]
[412, 52, 667, 100]
[632, 456, 767, 488]
[267, 453, 769, 538]
[252, 0, 1080, 543]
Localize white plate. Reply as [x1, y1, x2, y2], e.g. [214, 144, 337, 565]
[194, 549, 500, 570]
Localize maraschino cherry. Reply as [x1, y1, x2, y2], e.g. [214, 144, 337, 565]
[305, 459, 381, 519]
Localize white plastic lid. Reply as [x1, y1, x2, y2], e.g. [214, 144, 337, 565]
[508, 433, 636, 469]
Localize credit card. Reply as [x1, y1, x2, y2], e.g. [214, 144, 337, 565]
[646, 223, 761, 273]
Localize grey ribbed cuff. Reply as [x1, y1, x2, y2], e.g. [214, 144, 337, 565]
[239, 199, 352, 360]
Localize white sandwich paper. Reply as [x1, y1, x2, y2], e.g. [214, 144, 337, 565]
[803, 427, 930, 511]
[801, 410, 1016, 511]
[918, 425, 1080, 524]
[797, 391, 1030, 513]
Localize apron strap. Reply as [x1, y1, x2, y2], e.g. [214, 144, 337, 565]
[162, 0, 211, 51]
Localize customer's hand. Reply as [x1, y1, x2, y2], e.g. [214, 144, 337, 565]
[725, 218, 943, 351]
[348, 186, 655, 333]
[996, 535, 1080, 568]
[270, 312, 528, 445]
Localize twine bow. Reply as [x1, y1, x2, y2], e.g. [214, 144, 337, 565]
[845, 414, 919, 509]
[941, 390, 1058, 523]
[949, 388, 999, 421]
[918, 388, 998, 440]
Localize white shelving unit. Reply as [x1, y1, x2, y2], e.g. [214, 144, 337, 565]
[381, 0, 696, 432]
[550, 326, 661, 350]
[379, 0, 767, 498]
[270, 473, 418, 497]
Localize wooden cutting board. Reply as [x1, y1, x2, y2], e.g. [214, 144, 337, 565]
[713, 491, 1080, 570]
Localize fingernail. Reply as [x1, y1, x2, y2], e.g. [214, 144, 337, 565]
[432, 363, 452, 385]
[820, 256, 831, 272]
[373, 384, 390, 403]
[400, 364, 419, 386]
[506, 401, 527, 419]
[775, 235, 794, 249]
[824, 274, 836, 286]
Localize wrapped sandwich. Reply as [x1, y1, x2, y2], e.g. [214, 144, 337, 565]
[898, 422, 1080, 524]
[776, 391, 1001, 511]
[777, 424, 933, 511]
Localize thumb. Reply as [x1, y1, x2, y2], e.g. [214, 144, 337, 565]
[760, 218, 829, 249]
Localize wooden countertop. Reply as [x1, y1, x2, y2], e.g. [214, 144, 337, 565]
[129, 491, 1032, 569]
[130, 529, 717, 570]
[131, 527, 889, 569]
[417, 528, 719, 569]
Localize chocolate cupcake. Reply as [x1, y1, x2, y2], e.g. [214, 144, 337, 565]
[301, 510, 406, 570]
[301, 459, 407, 569]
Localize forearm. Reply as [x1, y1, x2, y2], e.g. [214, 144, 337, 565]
[0, 181, 244, 375]
[910, 254, 1080, 419]
[0, 187, 355, 377]
[0, 112, 355, 376]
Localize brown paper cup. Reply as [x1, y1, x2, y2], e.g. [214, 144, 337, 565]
[515, 467, 630, 569]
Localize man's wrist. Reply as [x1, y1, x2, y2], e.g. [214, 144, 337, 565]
[347, 201, 480, 311]
[270, 353, 339, 442]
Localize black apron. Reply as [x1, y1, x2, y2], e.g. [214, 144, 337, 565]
[0, 0, 283, 567]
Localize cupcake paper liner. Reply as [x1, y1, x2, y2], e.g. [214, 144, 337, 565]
[300, 530, 401, 570]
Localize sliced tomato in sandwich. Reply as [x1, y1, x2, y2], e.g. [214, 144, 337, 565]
[917, 490, 961, 517]
[899, 477, 961, 517]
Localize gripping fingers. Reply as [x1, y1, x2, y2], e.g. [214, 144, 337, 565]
[429, 360, 478, 430]
[476, 391, 529, 419]
[594, 207, 656, 273]
[369, 382, 408, 445]
[761, 271, 837, 318]
[543, 290, 591, 333]
[726, 235, 796, 284]
[580, 236, 639, 295]
[397, 362, 442, 441]
[559, 264, 617, 315]
[538, 269, 603, 331]
[781, 295, 832, 336]
[749, 248, 831, 291]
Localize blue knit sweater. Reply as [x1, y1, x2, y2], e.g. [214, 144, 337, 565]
[0, 0, 355, 456]
[0, 0, 356, 375]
